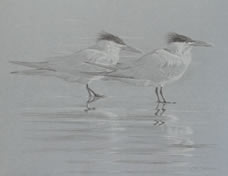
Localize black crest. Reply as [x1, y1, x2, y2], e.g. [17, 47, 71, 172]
[167, 33, 193, 43]
[97, 32, 125, 45]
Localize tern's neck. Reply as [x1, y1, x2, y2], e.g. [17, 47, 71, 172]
[94, 40, 121, 65]
[97, 40, 121, 54]
[167, 42, 192, 56]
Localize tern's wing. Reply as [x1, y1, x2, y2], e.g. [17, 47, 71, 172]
[97, 49, 186, 85]
[53, 51, 117, 75]
[130, 49, 186, 83]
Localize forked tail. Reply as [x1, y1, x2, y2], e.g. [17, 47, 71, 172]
[10, 69, 54, 76]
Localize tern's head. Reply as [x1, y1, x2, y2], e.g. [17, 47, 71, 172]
[97, 32, 141, 54]
[167, 33, 212, 53]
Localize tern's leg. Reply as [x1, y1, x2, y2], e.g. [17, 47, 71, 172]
[86, 84, 104, 98]
[86, 84, 93, 97]
[84, 84, 105, 112]
[88, 87, 104, 98]
[155, 87, 161, 103]
[85, 85, 96, 112]
[159, 87, 167, 103]
[159, 87, 176, 104]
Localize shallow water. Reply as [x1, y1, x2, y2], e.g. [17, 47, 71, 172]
[1, 80, 227, 176]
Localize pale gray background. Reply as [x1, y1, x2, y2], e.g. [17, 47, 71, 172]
[0, 0, 227, 176]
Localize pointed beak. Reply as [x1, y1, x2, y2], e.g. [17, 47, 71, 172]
[191, 40, 213, 47]
[122, 45, 142, 54]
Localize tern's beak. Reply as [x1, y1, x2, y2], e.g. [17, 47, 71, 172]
[122, 45, 142, 53]
[191, 40, 213, 47]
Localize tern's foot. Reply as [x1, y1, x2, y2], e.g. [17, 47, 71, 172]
[87, 95, 104, 104]
[163, 101, 176, 104]
[94, 93, 105, 98]
[157, 100, 165, 104]
[157, 100, 176, 104]
[84, 107, 96, 112]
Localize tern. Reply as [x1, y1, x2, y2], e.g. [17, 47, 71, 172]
[92, 33, 212, 103]
[10, 32, 141, 100]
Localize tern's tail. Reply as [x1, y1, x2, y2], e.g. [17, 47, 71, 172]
[10, 61, 49, 69]
[10, 69, 53, 76]
[10, 68, 86, 83]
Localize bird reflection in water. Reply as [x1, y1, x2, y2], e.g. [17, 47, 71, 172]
[152, 103, 167, 126]
[21, 97, 202, 176]
[84, 94, 104, 112]
[154, 103, 166, 116]
[85, 95, 169, 127]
